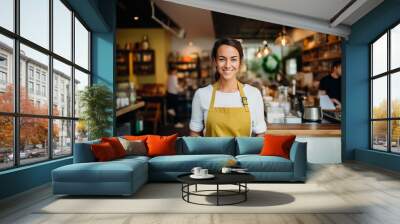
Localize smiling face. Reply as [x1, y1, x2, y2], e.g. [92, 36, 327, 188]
[214, 44, 241, 82]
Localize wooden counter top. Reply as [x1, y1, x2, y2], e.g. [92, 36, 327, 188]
[116, 101, 145, 117]
[266, 123, 341, 137]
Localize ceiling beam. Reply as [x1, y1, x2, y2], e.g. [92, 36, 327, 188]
[330, 0, 368, 27]
[164, 0, 351, 38]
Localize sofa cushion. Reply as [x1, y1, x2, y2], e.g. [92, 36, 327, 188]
[236, 155, 293, 172]
[236, 137, 263, 155]
[53, 159, 147, 183]
[101, 137, 127, 158]
[118, 137, 147, 156]
[148, 154, 235, 172]
[177, 137, 235, 155]
[91, 142, 118, 161]
[147, 134, 178, 157]
[260, 134, 296, 159]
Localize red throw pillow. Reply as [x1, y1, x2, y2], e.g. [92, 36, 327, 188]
[91, 142, 117, 161]
[101, 137, 126, 158]
[124, 135, 148, 141]
[260, 134, 296, 159]
[146, 134, 178, 157]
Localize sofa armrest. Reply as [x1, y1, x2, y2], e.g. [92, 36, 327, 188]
[73, 141, 99, 163]
[289, 141, 307, 181]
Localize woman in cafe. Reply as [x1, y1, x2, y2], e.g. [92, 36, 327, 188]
[189, 38, 266, 137]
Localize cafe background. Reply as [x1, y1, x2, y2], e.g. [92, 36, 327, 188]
[113, 0, 390, 163]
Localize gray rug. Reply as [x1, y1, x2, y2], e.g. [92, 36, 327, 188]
[38, 183, 362, 214]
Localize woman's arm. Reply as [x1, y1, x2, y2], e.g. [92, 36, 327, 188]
[252, 88, 267, 136]
[189, 90, 204, 136]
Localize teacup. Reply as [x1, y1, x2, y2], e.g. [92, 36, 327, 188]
[199, 169, 208, 176]
[191, 167, 202, 176]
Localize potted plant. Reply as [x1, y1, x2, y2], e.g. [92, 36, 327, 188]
[79, 84, 113, 140]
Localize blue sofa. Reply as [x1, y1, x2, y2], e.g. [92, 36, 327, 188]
[52, 137, 307, 196]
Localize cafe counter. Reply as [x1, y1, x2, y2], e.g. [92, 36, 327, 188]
[266, 123, 342, 164]
[266, 123, 341, 137]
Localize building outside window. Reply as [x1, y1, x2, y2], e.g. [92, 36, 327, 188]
[370, 22, 400, 154]
[28, 66, 34, 80]
[0, 0, 92, 170]
[28, 81, 34, 94]
[0, 54, 7, 91]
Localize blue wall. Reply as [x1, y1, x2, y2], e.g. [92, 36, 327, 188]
[344, 0, 400, 171]
[0, 0, 116, 200]
[92, 0, 117, 136]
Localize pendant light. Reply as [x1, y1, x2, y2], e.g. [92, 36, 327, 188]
[261, 40, 271, 56]
[275, 26, 292, 46]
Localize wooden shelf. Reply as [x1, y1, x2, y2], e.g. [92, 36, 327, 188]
[300, 34, 342, 75]
[116, 101, 145, 117]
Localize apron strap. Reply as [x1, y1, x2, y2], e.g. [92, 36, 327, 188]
[209, 81, 249, 112]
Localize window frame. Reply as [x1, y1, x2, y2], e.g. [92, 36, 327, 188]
[0, 0, 92, 171]
[370, 20, 400, 154]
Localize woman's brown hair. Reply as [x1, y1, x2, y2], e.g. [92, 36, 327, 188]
[211, 38, 244, 81]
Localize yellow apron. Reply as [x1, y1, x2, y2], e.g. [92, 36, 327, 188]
[205, 81, 251, 137]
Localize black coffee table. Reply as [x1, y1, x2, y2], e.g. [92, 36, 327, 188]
[177, 173, 255, 206]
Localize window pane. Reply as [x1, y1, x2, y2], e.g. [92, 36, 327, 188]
[0, 116, 13, 170]
[74, 69, 89, 118]
[20, 0, 49, 49]
[0, 34, 14, 112]
[372, 76, 387, 119]
[391, 120, 400, 153]
[53, 59, 72, 117]
[391, 24, 400, 70]
[391, 72, 400, 118]
[53, 0, 72, 60]
[74, 18, 89, 70]
[20, 117, 49, 165]
[0, 0, 14, 31]
[53, 119, 72, 158]
[75, 120, 88, 143]
[372, 33, 387, 76]
[20, 44, 49, 115]
[372, 121, 388, 151]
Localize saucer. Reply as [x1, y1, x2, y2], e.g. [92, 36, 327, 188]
[190, 174, 215, 179]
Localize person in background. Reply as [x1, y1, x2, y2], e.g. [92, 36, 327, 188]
[319, 61, 342, 109]
[189, 38, 267, 137]
[167, 68, 184, 128]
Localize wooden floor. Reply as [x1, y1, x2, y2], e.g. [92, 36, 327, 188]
[1, 162, 400, 224]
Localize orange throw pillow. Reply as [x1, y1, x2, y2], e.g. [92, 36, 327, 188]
[146, 134, 178, 157]
[101, 137, 126, 158]
[260, 134, 296, 159]
[124, 135, 148, 141]
[91, 142, 117, 161]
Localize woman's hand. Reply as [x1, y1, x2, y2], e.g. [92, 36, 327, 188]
[190, 130, 202, 137]
[255, 132, 265, 137]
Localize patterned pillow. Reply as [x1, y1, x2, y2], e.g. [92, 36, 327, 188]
[118, 137, 147, 156]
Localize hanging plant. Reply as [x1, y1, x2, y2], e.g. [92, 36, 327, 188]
[262, 54, 281, 75]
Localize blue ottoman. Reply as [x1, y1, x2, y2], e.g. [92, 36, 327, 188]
[52, 157, 148, 196]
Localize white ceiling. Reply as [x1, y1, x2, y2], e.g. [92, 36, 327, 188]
[154, 0, 215, 39]
[161, 0, 384, 38]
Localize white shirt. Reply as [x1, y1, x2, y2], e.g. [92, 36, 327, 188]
[189, 84, 267, 135]
[167, 74, 179, 94]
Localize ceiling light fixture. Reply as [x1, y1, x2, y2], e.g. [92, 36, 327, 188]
[261, 40, 271, 56]
[275, 26, 292, 46]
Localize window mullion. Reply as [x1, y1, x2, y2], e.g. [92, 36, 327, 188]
[49, 0, 53, 160]
[388, 29, 391, 152]
[13, 0, 20, 167]
[71, 11, 76, 154]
